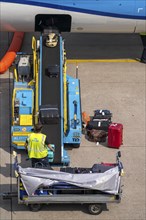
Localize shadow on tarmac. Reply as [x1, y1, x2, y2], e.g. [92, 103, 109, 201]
[0, 32, 143, 60]
[0, 148, 31, 178]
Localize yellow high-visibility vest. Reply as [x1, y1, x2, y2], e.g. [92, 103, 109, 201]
[140, 32, 146, 36]
[27, 133, 48, 159]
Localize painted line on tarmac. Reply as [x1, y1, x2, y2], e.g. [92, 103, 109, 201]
[67, 59, 138, 64]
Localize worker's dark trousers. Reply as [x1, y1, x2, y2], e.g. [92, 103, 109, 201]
[140, 35, 146, 63]
[31, 156, 52, 169]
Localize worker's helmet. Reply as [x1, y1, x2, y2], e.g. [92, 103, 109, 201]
[34, 124, 43, 132]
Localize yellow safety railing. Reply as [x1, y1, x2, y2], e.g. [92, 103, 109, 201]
[14, 67, 18, 82]
[63, 51, 68, 134]
[12, 132, 32, 136]
[32, 36, 39, 125]
[12, 142, 25, 146]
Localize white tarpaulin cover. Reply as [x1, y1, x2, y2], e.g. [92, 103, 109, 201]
[18, 165, 121, 195]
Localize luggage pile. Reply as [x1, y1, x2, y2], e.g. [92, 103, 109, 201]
[86, 129, 107, 143]
[82, 110, 123, 148]
[86, 109, 112, 132]
[60, 162, 117, 174]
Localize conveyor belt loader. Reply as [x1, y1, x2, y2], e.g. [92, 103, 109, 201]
[11, 32, 82, 166]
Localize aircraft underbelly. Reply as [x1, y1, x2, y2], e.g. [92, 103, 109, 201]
[0, 3, 144, 33]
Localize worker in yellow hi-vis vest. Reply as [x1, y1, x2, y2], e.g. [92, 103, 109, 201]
[25, 124, 54, 168]
[140, 33, 146, 63]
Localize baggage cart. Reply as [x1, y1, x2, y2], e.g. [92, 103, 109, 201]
[3, 152, 123, 215]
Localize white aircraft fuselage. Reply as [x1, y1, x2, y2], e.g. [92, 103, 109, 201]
[0, 0, 146, 33]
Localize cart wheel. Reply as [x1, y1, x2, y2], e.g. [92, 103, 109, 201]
[88, 204, 102, 215]
[64, 144, 80, 148]
[73, 144, 80, 148]
[28, 204, 42, 212]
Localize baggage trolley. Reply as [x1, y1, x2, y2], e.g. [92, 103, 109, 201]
[3, 151, 123, 215]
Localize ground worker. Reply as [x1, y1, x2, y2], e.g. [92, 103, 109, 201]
[25, 124, 54, 168]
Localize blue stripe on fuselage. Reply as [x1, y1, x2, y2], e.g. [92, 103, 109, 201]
[1, 0, 146, 20]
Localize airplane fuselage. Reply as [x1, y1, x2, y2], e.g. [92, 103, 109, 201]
[0, 0, 146, 33]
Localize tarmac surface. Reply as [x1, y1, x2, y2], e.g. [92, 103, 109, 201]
[0, 33, 146, 220]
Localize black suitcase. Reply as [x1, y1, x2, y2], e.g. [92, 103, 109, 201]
[86, 120, 111, 131]
[39, 104, 59, 124]
[60, 167, 76, 173]
[93, 109, 112, 120]
[60, 167, 91, 174]
[76, 167, 92, 173]
[91, 164, 115, 173]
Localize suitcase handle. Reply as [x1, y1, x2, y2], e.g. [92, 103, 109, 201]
[111, 123, 117, 127]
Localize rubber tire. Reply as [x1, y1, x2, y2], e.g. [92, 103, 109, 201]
[73, 144, 80, 148]
[88, 204, 102, 215]
[64, 144, 80, 149]
[28, 204, 42, 212]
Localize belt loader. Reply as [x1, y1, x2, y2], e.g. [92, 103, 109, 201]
[11, 31, 82, 166]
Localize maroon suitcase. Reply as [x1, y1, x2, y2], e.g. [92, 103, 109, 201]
[108, 123, 123, 148]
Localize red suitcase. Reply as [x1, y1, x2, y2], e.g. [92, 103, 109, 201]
[108, 123, 123, 148]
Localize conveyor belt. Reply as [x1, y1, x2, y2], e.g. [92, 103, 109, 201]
[41, 36, 62, 163]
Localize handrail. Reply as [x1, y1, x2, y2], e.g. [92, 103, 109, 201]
[32, 36, 39, 124]
[63, 51, 68, 134]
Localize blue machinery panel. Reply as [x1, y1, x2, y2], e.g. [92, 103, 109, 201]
[64, 75, 82, 146]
